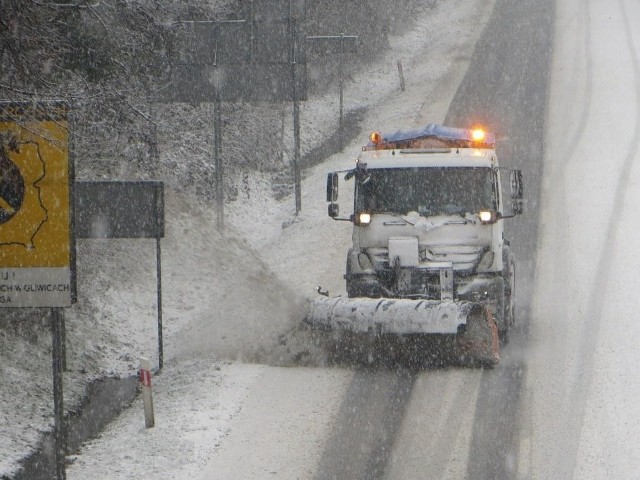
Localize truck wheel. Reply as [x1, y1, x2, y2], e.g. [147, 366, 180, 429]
[500, 246, 516, 344]
[345, 253, 357, 298]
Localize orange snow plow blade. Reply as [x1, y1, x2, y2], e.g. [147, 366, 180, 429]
[306, 297, 499, 366]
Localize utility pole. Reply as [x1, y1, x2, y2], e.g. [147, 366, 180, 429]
[52, 308, 66, 480]
[291, 16, 302, 214]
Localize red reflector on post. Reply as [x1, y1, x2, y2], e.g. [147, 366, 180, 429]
[139, 368, 152, 387]
[139, 357, 155, 428]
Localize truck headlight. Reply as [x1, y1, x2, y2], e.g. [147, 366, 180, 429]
[355, 212, 371, 225]
[478, 210, 502, 224]
[479, 211, 493, 222]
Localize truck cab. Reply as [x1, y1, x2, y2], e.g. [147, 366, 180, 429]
[326, 124, 523, 338]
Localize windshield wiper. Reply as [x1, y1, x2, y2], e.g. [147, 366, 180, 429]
[378, 212, 415, 226]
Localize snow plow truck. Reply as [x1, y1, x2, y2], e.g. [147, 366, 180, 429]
[306, 124, 524, 366]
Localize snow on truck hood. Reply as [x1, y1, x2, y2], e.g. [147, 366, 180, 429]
[357, 211, 492, 250]
[405, 211, 481, 229]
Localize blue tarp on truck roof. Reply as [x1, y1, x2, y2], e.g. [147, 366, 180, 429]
[367, 124, 496, 149]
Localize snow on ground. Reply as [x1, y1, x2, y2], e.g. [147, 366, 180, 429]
[47, 1, 496, 479]
[0, 190, 305, 476]
[66, 361, 264, 479]
[520, 0, 640, 478]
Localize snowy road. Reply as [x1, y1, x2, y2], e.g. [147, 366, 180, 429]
[523, 0, 640, 478]
[60, 0, 640, 479]
[302, 0, 554, 478]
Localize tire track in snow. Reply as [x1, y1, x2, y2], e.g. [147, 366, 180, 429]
[521, 6, 593, 474]
[313, 368, 415, 480]
[518, 0, 595, 475]
[543, 0, 593, 349]
[558, 0, 594, 163]
[553, 0, 640, 476]
[443, 0, 555, 477]
[384, 370, 483, 480]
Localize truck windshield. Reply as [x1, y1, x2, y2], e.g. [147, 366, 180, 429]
[355, 167, 496, 216]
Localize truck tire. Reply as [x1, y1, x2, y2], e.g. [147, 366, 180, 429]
[345, 252, 364, 298]
[501, 245, 516, 343]
[346, 252, 358, 298]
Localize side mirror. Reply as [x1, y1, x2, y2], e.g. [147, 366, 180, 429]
[510, 170, 523, 200]
[328, 203, 339, 218]
[512, 199, 524, 215]
[326, 172, 338, 202]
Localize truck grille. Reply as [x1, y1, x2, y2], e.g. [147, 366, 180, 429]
[366, 245, 484, 272]
[414, 270, 442, 298]
[421, 245, 484, 271]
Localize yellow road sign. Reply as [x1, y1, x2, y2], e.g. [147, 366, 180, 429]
[0, 101, 73, 307]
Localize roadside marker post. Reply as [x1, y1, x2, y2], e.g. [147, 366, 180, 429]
[139, 357, 155, 428]
[397, 59, 406, 92]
